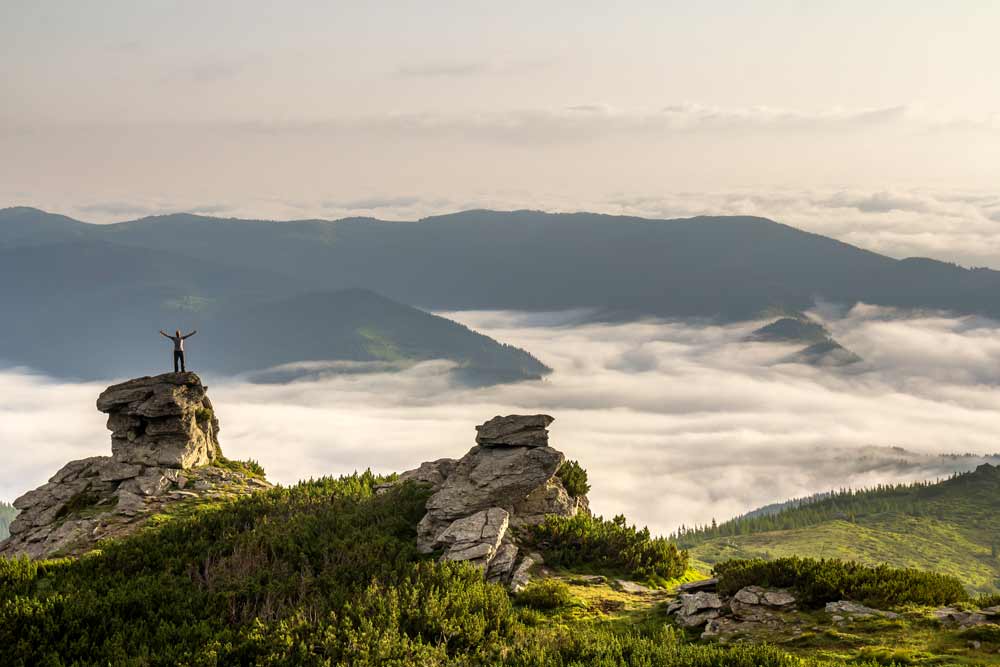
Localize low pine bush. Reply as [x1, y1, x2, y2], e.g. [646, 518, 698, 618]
[516, 579, 578, 610]
[714, 556, 968, 609]
[527, 512, 688, 581]
[557, 460, 590, 498]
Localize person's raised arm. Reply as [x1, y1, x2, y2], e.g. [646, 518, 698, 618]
[159, 330, 170, 338]
[183, 330, 197, 339]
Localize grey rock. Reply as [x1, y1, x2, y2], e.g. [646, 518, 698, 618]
[678, 578, 718, 593]
[0, 372, 270, 560]
[933, 607, 986, 627]
[396, 458, 459, 490]
[676, 591, 724, 627]
[98, 373, 220, 469]
[510, 477, 580, 529]
[475, 414, 554, 447]
[486, 542, 519, 583]
[509, 555, 537, 593]
[424, 445, 564, 522]
[436, 507, 510, 568]
[826, 600, 899, 620]
[616, 579, 652, 594]
[98, 460, 143, 482]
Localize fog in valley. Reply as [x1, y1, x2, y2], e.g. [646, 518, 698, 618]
[5, 304, 1000, 536]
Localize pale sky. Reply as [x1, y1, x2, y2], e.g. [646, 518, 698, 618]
[3, 1, 999, 264]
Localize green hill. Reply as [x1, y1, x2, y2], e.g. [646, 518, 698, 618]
[9, 206, 1000, 322]
[0, 239, 548, 384]
[679, 463, 1000, 594]
[747, 316, 862, 367]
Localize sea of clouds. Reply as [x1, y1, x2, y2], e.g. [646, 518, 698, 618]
[4, 305, 1000, 536]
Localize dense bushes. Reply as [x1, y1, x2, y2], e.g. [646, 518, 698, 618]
[557, 460, 590, 498]
[714, 557, 969, 609]
[527, 512, 688, 582]
[0, 473, 905, 666]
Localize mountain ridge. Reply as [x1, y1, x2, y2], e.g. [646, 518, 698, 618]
[9, 206, 999, 323]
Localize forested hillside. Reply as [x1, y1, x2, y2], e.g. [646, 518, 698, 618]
[7, 207, 1000, 322]
[681, 463, 1000, 593]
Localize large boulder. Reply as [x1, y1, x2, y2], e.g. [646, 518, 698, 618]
[97, 372, 221, 469]
[1, 372, 268, 560]
[402, 415, 587, 591]
[475, 414, 554, 447]
[424, 445, 564, 523]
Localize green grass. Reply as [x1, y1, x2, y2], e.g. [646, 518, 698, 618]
[688, 464, 1000, 594]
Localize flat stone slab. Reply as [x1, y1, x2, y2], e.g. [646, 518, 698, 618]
[475, 414, 554, 447]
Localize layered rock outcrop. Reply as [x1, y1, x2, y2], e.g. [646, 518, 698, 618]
[0, 373, 269, 560]
[389, 414, 588, 590]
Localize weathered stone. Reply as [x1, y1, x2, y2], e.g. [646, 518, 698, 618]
[98, 373, 220, 469]
[475, 414, 554, 447]
[98, 460, 143, 482]
[826, 600, 899, 620]
[435, 507, 510, 568]
[487, 542, 520, 584]
[509, 555, 537, 593]
[933, 607, 985, 627]
[397, 458, 458, 490]
[616, 579, 652, 594]
[676, 592, 724, 627]
[0, 373, 269, 560]
[679, 578, 718, 593]
[510, 477, 580, 529]
[425, 445, 564, 522]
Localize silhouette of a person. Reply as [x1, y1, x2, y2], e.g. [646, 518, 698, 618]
[160, 329, 197, 373]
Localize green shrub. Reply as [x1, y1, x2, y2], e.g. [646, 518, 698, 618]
[960, 624, 1000, 643]
[216, 456, 267, 478]
[516, 579, 578, 610]
[974, 592, 1000, 609]
[527, 512, 688, 581]
[714, 557, 968, 609]
[195, 406, 214, 422]
[557, 460, 590, 498]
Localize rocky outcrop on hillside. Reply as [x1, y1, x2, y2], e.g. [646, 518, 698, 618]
[385, 414, 589, 591]
[0, 373, 270, 560]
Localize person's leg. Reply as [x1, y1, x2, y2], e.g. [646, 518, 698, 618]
[173, 351, 180, 373]
[180, 351, 186, 372]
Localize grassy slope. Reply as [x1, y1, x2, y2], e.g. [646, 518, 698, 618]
[688, 465, 1000, 594]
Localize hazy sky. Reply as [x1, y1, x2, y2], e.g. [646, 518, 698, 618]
[3, 2, 999, 264]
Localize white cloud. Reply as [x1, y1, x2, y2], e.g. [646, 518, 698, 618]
[5, 307, 1000, 537]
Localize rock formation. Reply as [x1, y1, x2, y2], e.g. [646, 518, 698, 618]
[386, 414, 588, 591]
[0, 373, 270, 560]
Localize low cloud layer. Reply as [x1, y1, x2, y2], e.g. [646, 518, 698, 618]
[4, 306, 1000, 536]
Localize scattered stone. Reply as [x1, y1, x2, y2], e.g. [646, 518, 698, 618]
[509, 555, 537, 593]
[675, 591, 725, 628]
[823, 600, 898, 620]
[615, 579, 652, 594]
[679, 578, 718, 593]
[475, 414, 554, 447]
[571, 575, 607, 586]
[933, 607, 989, 627]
